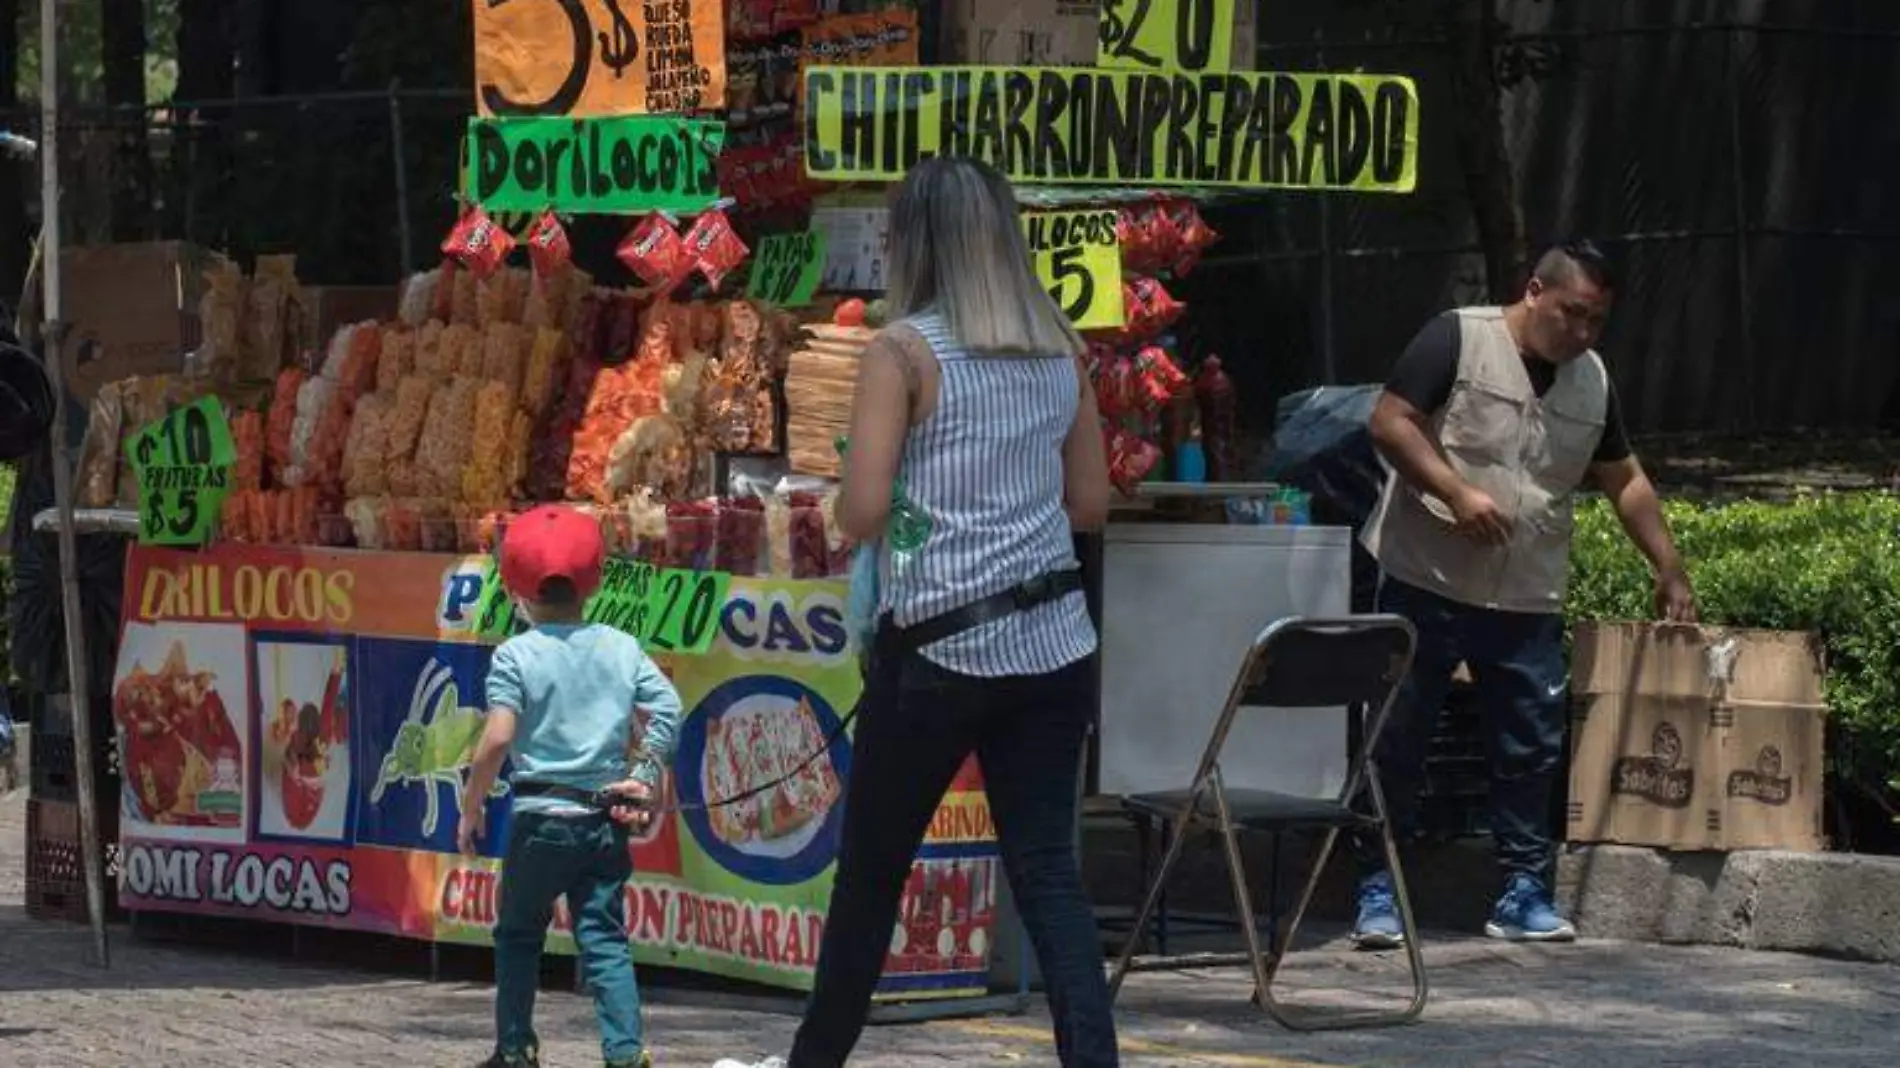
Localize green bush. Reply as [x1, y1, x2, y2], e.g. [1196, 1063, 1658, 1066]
[1568, 491, 1900, 803]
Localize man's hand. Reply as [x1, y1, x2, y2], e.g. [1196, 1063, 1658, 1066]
[600, 779, 655, 830]
[1654, 566, 1697, 623]
[457, 806, 486, 857]
[1450, 484, 1513, 545]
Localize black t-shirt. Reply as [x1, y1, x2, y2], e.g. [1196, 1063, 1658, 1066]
[1383, 312, 1631, 465]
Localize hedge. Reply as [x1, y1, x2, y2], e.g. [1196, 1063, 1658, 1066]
[1568, 491, 1900, 803]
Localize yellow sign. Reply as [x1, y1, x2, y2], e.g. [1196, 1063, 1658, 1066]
[1022, 210, 1124, 330]
[1098, 0, 1237, 74]
[473, 0, 727, 117]
[803, 67, 1419, 193]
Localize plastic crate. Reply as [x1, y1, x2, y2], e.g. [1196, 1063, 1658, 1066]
[25, 798, 87, 923]
[27, 726, 120, 805]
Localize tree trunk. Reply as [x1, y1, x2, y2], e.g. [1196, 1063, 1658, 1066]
[172, 0, 235, 248]
[0, 0, 27, 313]
[1447, 2, 1528, 303]
[102, 0, 153, 242]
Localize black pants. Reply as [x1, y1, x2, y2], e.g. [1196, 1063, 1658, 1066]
[790, 634, 1119, 1068]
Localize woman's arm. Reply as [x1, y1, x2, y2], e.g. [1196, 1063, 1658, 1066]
[1062, 359, 1111, 531]
[836, 335, 916, 541]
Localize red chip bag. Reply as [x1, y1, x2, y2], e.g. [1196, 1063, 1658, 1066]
[441, 207, 515, 279]
[1094, 350, 1140, 417]
[1170, 202, 1220, 277]
[681, 209, 751, 290]
[1105, 427, 1161, 495]
[1139, 205, 1182, 273]
[526, 212, 572, 277]
[1135, 345, 1189, 397]
[617, 214, 691, 290]
[1131, 277, 1185, 334]
[1121, 281, 1151, 338]
[1116, 208, 1152, 272]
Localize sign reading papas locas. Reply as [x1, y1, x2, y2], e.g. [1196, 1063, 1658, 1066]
[472, 0, 726, 117]
[467, 116, 726, 215]
[803, 67, 1420, 193]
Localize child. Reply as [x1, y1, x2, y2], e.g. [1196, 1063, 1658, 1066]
[459, 504, 684, 1068]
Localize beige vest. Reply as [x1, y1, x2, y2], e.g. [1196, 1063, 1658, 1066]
[1362, 307, 1609, 614]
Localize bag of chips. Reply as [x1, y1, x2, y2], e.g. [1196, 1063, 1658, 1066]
[1106, 426, 1161, 495]
[682, 210, 750, 290]
[526, 212, 572, 277]
[617, 214, 691, 290]
[441, 207, 515, 279]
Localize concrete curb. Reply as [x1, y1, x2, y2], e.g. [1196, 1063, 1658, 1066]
[1558, 844, 1900, 963]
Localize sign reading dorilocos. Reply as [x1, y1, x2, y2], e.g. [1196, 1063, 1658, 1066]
[1022, 210, 1125, 330]
[472, 0, 727, 117]
[466, 115, 726, 215]
[803, 66, 1420, 193]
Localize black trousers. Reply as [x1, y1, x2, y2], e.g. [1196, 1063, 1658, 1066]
[790, 632, 1120, 1068]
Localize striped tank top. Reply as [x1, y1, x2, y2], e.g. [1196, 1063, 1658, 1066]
[877, 311, 1098, 677]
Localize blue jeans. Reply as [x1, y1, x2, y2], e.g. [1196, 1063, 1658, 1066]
[495, 811, 644, 1063]
[1359, 577, 1568, 884]
[790, 635, 1118, 1068]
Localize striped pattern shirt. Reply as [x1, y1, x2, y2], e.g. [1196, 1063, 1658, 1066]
[877, 311, 1098, 677]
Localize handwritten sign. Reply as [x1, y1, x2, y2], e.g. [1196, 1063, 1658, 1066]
[1022, 210, 1124, 330]
[467, 115, 726, 215]
[473, 0, 727, 117]
[473, 555, 730, 655]
[1098, 0, 1236, 73]
[746, 231, 827, 307]
[130, 397, 236, 547]
[803, 67, 1420, 193]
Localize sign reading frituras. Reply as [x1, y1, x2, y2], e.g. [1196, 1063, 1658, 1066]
[1021, 210, 1124, 330]
[804, 66, 1419, 193]
[472, 0, 727, 117]
[467, 116, 726, 215]
[1098, 0, 1237, 74]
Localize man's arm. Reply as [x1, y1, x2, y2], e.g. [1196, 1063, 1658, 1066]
[1591, 454, 1695, 621]
[1369, 313, 1512, 544]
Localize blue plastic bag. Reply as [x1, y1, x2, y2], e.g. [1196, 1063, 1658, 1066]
[844, 540, 881, 660]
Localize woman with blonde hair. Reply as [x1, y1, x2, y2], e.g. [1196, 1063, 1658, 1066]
[718, 157, 1118, 1067]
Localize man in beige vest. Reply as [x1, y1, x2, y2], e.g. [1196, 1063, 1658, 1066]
[1353, 241, 1694, 948]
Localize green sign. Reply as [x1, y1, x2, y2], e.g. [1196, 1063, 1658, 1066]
[472, 555, 729, 656]
[130, 397, 236, 547]
[745, 231, 827, 307]
[466, 116, 727, 216]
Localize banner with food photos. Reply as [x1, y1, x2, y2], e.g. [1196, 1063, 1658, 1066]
[110, 543, 1001, 997]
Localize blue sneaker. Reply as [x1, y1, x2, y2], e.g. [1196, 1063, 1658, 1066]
[1351, 871, 1406, 950]
[1485, 873, 1577, 943]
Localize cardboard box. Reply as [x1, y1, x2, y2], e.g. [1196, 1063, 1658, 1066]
[60, 242, 209, 401]
[941, 0, 1256, 69]
[1567, 622, 1826, 853]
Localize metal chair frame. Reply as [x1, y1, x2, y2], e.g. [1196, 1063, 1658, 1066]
[1105, 614, 1428, 1031]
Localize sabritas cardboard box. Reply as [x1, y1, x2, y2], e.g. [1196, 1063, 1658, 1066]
[941, 0, 1256, 69]
[1567, 622, 1826, 853]
[60, 242, 209, 402]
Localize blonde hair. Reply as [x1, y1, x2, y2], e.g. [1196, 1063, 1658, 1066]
[884, 158, 1084, 358]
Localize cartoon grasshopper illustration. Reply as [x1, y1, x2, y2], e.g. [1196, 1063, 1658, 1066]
[369, 660, 510, 837]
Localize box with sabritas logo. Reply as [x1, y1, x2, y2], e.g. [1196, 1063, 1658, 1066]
[1566, 622, 1826, 853]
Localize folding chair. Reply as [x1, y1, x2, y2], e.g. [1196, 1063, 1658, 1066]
[1106, 615, 1427, 1031]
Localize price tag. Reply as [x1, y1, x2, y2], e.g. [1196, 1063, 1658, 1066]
[1097, 0, 1236, 73]
[130, 397, 237, 547]
[585, 558, 659, 636]
[1022, 209, 1125, 330]
[746, 231, 827, 308]
[642, 568, 732, 655]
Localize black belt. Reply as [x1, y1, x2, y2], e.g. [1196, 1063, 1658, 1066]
[887, 568, 1084, 654]
[513, 781, 641, 813]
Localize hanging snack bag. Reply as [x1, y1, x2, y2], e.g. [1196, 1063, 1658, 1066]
[617, 214, 691, 290]
[526, 212, 572, 278]
[682, 209, 751, 290]
[441, 207, 515, 279]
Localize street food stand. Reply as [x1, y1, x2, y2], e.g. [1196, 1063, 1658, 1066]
[20, 0, 1421, 1015]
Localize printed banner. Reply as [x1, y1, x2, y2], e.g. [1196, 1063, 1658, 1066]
[803, 66, 1420, 193]
[467, 116, 726, 215]
[1022, 209, 1125, 329]
[1098, 0, 1238, 74]
[473, 0, 727, 117]
[111, 544, 1000, 998]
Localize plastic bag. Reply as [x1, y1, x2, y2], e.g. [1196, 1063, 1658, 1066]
[1261, 384, 1386, 530]
[844, 540, 880, 663]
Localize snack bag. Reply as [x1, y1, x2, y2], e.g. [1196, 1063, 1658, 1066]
[526, 212, 572, 277]
[441, 207, 515, 279]
[1106, 427, 1161, 495]
[617, 214, 690, 290]
[681, 210, 750, 290]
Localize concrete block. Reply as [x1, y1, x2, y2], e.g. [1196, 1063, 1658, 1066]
[1731, 850, 1900, 962]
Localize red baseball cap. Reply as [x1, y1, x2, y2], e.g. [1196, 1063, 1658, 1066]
[499, 504, 606, 602]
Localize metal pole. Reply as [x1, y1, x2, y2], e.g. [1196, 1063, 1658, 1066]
[388, 79, 414, 276]
[39, 0, 111, 967]
[1726, 28, 1757, 433]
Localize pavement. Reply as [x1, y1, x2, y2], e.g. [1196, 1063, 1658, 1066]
[3, 789, 1898, 1067]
